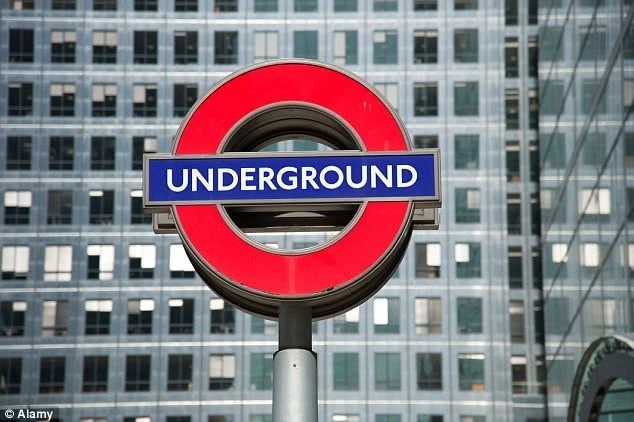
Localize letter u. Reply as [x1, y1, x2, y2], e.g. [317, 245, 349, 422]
[167, 169, 188, 192]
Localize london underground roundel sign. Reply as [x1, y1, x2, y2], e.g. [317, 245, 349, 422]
[143, 60, 441, 319]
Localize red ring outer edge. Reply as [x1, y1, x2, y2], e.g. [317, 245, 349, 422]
[174, 61, 410, 297]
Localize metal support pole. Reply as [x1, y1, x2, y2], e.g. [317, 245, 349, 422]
[273, 305, 317, 422]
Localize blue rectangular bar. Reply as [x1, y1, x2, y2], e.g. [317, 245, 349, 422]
[145, 152, 439, 205]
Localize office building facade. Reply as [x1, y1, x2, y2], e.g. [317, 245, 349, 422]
[538, 0, 634, 421]
[1, 0, 546, 421]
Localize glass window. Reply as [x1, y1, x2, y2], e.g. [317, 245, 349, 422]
[624, 25, 634, 59]
[505, 140, 520, 182]
[52, 0, 76, 9]
[51, 30, 76, 63]
[333, 352, 359, 390]
[528, 36, 538, 77]
[505, 88, 519, 129]
[94, 0, 116, 10]
[333, 307, 359, 334]
[7, 82, 33, 116]
[374, 0, 397, 10]
[49, 136, 73, 170]
[0, 301, 26, 337]
[210, 299, 235, 334]
[135, 0, 158, 11]
[82, 356, 108, 392]
[374, 82, 398, 110]
[215, 0, 238, 11]
[582, 79, 607, 114]
[510, 300, 525, 342]
[43, 245, 72, 281]
[455, 188, 480, 223]
[455, 135, 479, 169]
[84, 300, 112, 335]
[92, 30, 117, 64]
[10, 0, 35, 9]
[39, 357, 65, 393]
[414, 30, 437, 64]
[508, 246, 522, 289]
[47, 190, 72, 225]
[376, 416, 401, 422]
[89, 190, 114, 224]
[130, 190, 151, 224]
[251, 316, 277, 334]
[133, 84, 157, 117]
[175, 0, 198, 11]
[91, 83, 117, 117]
[457, 297, 482, 334]
[6, 136, 31, 170]
[128, 244, 155, 278]
[418, 417, 443, 422]
[132, 136, 157, 170]
[579, 188, 610, 217]
[249, 416, 272, 422]
[168, 354, 193, 391]
[415, 243, 440, 278]
[625, 133, 634, 168]
[528, 0, 538, 24]
[334, 0, 357, 11]
[3, 190, 31, 225]
[540, 26, 563, 62]
[581, 132, 606, 167]
[373, 30, 398, 64]
[507, 193, 521, 234]
[374, 352, 400, 391]
[458, 353, 485, 391]
[454, 29, 478, 63]
[254, 0, 277, 12]
[455, 243, 481, 278]
[134, 31, 158, 64]
[332, 417, 360, 422]
[504, 37, 518, 77]
[173, 83, 197, 117]
[209, 354, 235, 390]
[542, 133, 566, 169]
[416, 353, 442, 390]
[454, 82, 479, 116]
[295, 0, 317, 11]
[294, 31, 318, 60]
[42, 300, 69, 337]
[460, 416, 485, 422]
[333, 31, 357, 65]
[414, 135, 438, 149]
[511, 356, 528, 394]
[250, 353, 273, 390]
[540, 80, 564, 115]
[125, 355, 151, 391]
[169, 244, 195, 278]
[373, 297, 399, 334]
[505, 0, 518, 24]
[91, 136, 115, 170]
[169, 298, 194, 334]
[215, 31, 238, 64]
[254, 31, 279, 63]
[0, 358, 22, 395]
[455, 0, 477, 9]
[87, 244, 114, 280]
[415, 297, 441, 334]
[528, 88, 538, 129]
[9, 28, 33, 63]
[414, 83, 438, 116]
[1, 246, 29, 280]
[579, 25, 607, 61]
[127, 299, 153, 335]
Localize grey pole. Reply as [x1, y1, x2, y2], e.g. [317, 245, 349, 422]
[273, 305, 318, 422]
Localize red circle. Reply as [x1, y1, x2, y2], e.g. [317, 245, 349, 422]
[174, 62, 410, 296]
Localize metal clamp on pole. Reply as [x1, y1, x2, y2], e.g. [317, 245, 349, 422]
[273, 305, 317, 422]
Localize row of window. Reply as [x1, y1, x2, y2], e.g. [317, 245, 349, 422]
[7, 28, 482, 66]
[8, 0, 480, 13]
[7, 80, 516, 120]
[5, 135, 154, 171]
[0, 296, 490, 337]
[0, 241, 485, 280]
[0, 350, 501, 394]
